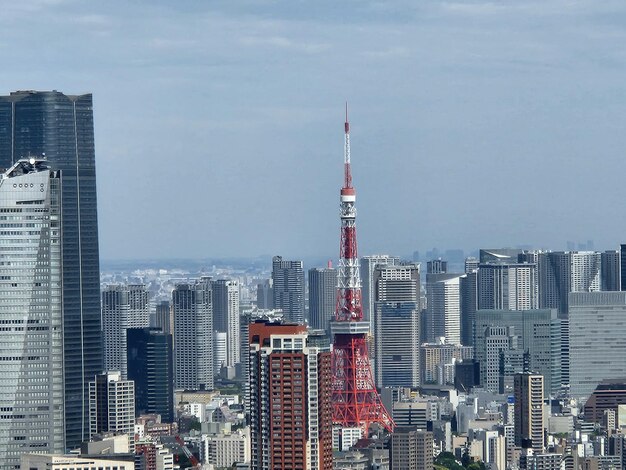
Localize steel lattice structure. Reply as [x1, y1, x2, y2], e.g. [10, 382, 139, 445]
[331, 105, 394, 435]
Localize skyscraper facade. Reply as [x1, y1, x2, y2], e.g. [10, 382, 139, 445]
[0, 90, 102, 448]
[360, 255, 400, 326]
[373, 263, 421, 388]
[127, 328, 174, 423]
[569, 292, 626, 400]
[514, 373, 545, 453]
[460, 271, 477, 346]
[477, 263, 538, 311]
[212, 279, 241, 367]
[474, 309, 562, 396]
[308, 267, 338, 332]
[155, 300, 173, 335]
[248, 322, 332, 470]
[102, 283, 149, 379]
[89, 372, 135, 450]
[0, 159, 65, 468]
[172, 280, 213, 390]
[425, 273, 461, 345]
[271, 256, 305, 323]
[601, 250, 621, 291]
[390, 427, 434, 470]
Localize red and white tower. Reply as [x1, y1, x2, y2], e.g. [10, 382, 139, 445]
[331, 105, 394, 435]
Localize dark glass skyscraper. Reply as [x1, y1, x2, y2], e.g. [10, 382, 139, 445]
[0, 91, 102, 449]
[271, 256, 305, 323]
[127, 328, 174, 423]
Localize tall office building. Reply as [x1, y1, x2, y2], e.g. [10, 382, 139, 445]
[514, 373, 545, 453]
[373, 263, 421, 387]
[308, 267, 338, 332]
[0, 90, 102, 448]
[427, 258, 447, 274]
[474, 309, 562, 396]
[390, 427, 434, 470]
[0, 159, 65, 468]
[538, 251, 601, 316]
[621, 245, 626, 291]
[256, 279, 273, 309]
[214, 331, 227, 376]
[360, 255, 400, 326]
[212, 279, 241, 367]
[465, 257, 479, 274]
[601, 250, 621, 291]
[102, 283, 149, 379]
[155, 300, 173, 335]
[89, 372, 135, 449]
[460, 272, 477, 346]
[425, 273, 461, 345]
[172, 280, 213, 390]
[271, 256, 305, 323]
[477, 263, 538, 311]
[248, 322, 332, 470]
[127, 328, 174, 423]
[569, 292, 626, 400]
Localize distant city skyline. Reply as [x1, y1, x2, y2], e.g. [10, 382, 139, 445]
[3, 1, 626, 260]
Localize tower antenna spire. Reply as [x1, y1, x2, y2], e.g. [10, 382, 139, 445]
[343, 101, 352, 189]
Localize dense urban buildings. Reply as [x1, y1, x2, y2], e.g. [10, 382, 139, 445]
[0, 90, 102, 448]
[390, 427, 434, 470]
[474, 309, 562, 396]
[248, 322, 332, 470]
[0, 159, 65, 469]
[477, 262, 538, 311]
[172, 280, 214, 390]
[127, 328, 174, 423]
[308, 266, 337, 332]
[271, 256, 305, 323]
[360, 255, 400, 326]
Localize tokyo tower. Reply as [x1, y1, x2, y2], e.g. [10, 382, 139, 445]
[330, 105, 394, 435]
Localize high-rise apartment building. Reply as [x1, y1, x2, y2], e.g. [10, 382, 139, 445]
[390, 427, 434, 470]
[465, 257, 479, 274]
[172, 280, 213, 390]
[0, 159, 65, 468]
[127, 328, 174, 423]
[538, 251, 601, 316]
[477, 263, 538, 311]
[425, 273, 461, 345]
[474, 309, 562, 396]
[569, 292, 626, 400]
[271, 256, 305, 323]
[248, 322, 332, 470]
[102, 284, 149, 379]
[0, 90, 102, 448]
[360, 255, 400, 326]
[427, 258, 447, 274]
[460, 271, 477, 346]
[212, 279, 241, 367]
[373, 263, 421, 388]
[214, 331, 227, 375]
[89, 372, 135, 450]
[308, 267, 338, 332]
[514, 373, 545, 453]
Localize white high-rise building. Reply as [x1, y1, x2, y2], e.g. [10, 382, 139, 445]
[477, 263, 538, 311]
[173, 279, 214, 390]
[360, 255, 400, 327]
[0, 160, 65, 469]
[102, 283, 149, 379]
[373, 263, 421, 387]
[212, 279, 240, 367]
[89, 371, 136, 450]
[426, 274, 461, 345]
[214, 331, 227, 376]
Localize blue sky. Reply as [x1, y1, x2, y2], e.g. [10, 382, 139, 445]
[2, 0, 626, 260]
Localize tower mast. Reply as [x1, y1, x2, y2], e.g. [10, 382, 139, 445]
[331, 104, 394, 435]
